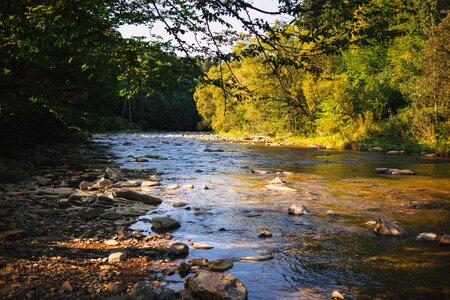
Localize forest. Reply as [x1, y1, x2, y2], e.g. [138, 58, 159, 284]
[1, 0, 449, 153]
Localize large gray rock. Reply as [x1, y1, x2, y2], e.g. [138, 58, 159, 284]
[374, 217, 407, 237]
[185, 270, 247, 300]
[112, 190, 162, 205]
[168, 243, 189, 256]
[105, 167, 126, 183]
[151, 217, 181, 230]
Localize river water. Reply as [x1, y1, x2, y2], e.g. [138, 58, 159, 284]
[93, 132, 450, 299]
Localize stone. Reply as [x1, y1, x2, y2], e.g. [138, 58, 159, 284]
[188, 258, 209, 267]
[288, 204, 309, 215]
[369, 146, 383, 152]
[375, 168, 416, 175]
[201, 185, 209, 190]
[239, 255, 273, 262]
[194, 211, 214, 216]
[61, 280, 73, 292]
[0, 229, 25, 240]
[165, 184, 179, 190]
[168, 243, 189, 256]
[189, 242, 214, 249]
[104, 239, 119, 246]
[157, 288, 177, 300]
[308, 144, 318, 149]
[185, 270, 247, 300]
[141, 181, 161, 188]
[416, 232, 437, 241]
[116, 180, 142, 188]
[374, 217, 407, 237]
[258, 231, 273, 238]
[207, 259, 234, 272]
[331, 290, 344, 299]
[108, 250, 127, 263]
[327, 210, 339, 216]
[182, 184, 194, 189]
[33, 176, 51, 185]
[105, 167, 126, 183]
[265, 184, 296, 192]
[204, 148, 224, 152]
[151, 217, 181, 230]
[269, 177, 286, 184]
[79, 208, 105, 220]
[96, 178, 113, 190]
[79, 180, 94, 190]
[131, 281, 157, 300]
[387, 150, 401, 154]
[107, 282, 127, 294]
[439, 234, 450, 245]
[100, 212, 121, 220]
[112, 190, 162, 205]
[173, 201, 188, 207]
[135, 157, 149, 162]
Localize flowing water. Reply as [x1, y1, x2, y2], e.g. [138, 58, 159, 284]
[93, 133, 450, 299]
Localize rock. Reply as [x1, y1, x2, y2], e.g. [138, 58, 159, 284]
[204, 148, 224, 152]
[141, 181, 161, 188]
[185, 270, 247, 300]
[439, 234, 450, 245]
[416, 232, 437, 241]
[33, 175, 51, 185]
[375, 168, 416, 175]
[195, 169, 204, 173]
[288, 204, 309, 215]
[61, 280, 73, 292]
[79, 180, 95, 190]
[308, 144, 318, 149]
[0, 229, 25, 240]
[116, 180, 142, 188]
[190, 242, 214, 249]
[239, 255, 273, 262]
[97, 178, 113, 190]
[112, 190, 162, 205]
[369, 146, 383, 152]
[104, 239, 119, 246]
[374, 217, 407, 237]
[269, 177, 286, 184]
[201, 185, 209, 190]
[176, 263, 191, 277]
[207, 259, 234, 272]
[182, 184, 194, 189]
[173, 201, 188, 207]
[331, 290, 344, 299]
[327, 210, 339, 216]
[265, 184, 296, 192]
[188, 258, 209, 267]
[151, 217, 181, 230]
[79, 208, 105, 220]
[107, 282, 127, 294]
[100, 212, 121, 220]
[387, 150, 401, 154]
[168, 243, 189, 256]
[108, 250, 127, 263]
[258, 231, 273, 238]
[131, 281, 157, 300]
[194, 211, 213, 216]
[135, 157, 149, 162]
[157, 289, 177, 300]
[165, 184, 179, 190]
[105, 167, 126, 183]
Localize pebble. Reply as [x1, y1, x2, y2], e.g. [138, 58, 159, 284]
[104, 239, 119, 246]
[108, 250, 127, 263]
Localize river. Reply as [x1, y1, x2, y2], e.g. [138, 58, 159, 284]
[93, 132, 450, 299]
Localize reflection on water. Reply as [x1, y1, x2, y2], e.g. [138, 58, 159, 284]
[93, 133, 450, 299]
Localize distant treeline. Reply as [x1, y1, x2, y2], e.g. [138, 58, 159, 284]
[195, 2, 449, 152]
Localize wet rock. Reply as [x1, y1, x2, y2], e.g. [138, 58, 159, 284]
[288, 204, 309, 215]
[207, 259, 234, 272]
[173, 201, 188, 207]
[131, 281, 157, 300]
[269, 177, 286, 184]
[135, 157, 149, 162]
[374, 217, 407, 237]
[439, 234, 450, 245]
[416, 232, 437, 241]
[239, 255, 273, 262]
[157, 288, 177, 300]
[79, 208, 105, 220]
[0, 229, 25, 240]
[176, 263, 191, 277]
[188, 258, 209, 267]
[185, 270, 247, 300]
[331, 290, 344, 299]
[189, 242, 214, 249]
[112, 190, 162, 205]
[108, 250, 127, 263]
[265, 184, 296, 192]
[168, 243, 189, 256]
[151, 217, 181, 230]
[105, 167, 126, 183]
[107, 282, 127, 294]
[195, 169, 204, 173]
[194, 211, 214, 216]
[204, 148, 224, 152]
[258, 231, 273, 238]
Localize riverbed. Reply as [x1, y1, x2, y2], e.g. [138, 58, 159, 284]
[93, 132, 450, 299]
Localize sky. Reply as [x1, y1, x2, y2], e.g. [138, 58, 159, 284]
[118, 1, 290, 52]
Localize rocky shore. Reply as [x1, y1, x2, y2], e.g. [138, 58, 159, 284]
[0, 141, 246, 299]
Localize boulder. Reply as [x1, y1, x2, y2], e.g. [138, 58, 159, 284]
[131, 281, 157, 300]
[151, 217, 181, 230]
[416, 232, 437, 241]
[374, 217, 407, 237]
[107, 282, 128, 294]
[112, 190, 162, 205]
[207, 259, 234, 272]
[105, 167, 126, 183]
[288, 204, 309, 215]
[185, 270, 247, 300]
[157, 288, 177, 300]
[96, 178, 113, 190]
[168, 243, 189, 256]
